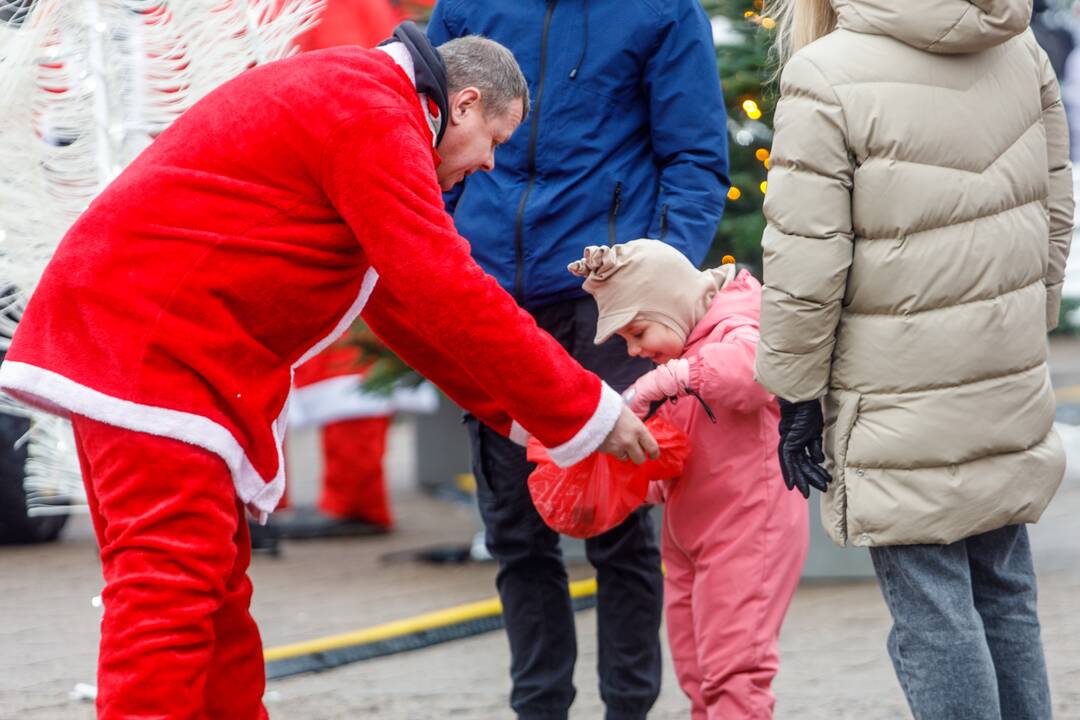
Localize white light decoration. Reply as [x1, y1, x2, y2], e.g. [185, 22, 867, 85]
[0, 0, 323, 515]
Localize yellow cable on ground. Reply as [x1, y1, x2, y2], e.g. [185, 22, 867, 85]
[264, 576, 598, 662]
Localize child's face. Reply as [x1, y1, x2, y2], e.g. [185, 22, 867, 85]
[616, 320, 684, 365]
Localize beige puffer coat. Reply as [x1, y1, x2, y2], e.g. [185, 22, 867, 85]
[755, 0, 1073, 547]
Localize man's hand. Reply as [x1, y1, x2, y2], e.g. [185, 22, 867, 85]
[599, 405, 660, 464]
[777, 398, 831, 498]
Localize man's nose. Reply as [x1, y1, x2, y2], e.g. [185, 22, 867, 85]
[627, 343, 641, 357]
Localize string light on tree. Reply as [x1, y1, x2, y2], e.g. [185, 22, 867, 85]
[701, 0, 776, 269]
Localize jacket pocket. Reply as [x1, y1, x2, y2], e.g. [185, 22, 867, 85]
[607, 181, 623, 245]
[822, 389, 860, 545]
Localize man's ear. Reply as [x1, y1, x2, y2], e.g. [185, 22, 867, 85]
[449, 87, 483, 125]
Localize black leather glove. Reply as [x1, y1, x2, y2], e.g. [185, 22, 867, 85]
[777, 398, 831, 498]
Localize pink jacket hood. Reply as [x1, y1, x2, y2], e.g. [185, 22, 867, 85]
[685, 269, 763, 349]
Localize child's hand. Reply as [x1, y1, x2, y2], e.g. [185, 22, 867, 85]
[627, 359, 690, 416]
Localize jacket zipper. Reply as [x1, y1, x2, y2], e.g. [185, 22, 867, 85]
[659, 204, 669, 241]
[512, 0, 559, 304]
[607, 181, 622, 245]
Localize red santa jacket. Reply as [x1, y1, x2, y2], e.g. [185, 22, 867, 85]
[289, 340, 438, 428]
[0, 44, 621, 514]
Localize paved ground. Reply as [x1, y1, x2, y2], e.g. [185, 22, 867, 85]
[2, 338, 1080, 719]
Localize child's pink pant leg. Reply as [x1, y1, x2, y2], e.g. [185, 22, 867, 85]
[662, 519, 708, 719]
[688, 497, 807, 719]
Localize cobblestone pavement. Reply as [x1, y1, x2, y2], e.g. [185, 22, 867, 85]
[2, 339, 1079, 719]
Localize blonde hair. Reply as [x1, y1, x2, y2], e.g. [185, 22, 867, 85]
[767, 0, 837, 71]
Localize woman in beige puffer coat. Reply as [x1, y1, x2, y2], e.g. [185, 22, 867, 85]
[755, 0, 1072, 717]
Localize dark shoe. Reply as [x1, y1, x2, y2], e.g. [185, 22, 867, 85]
[248, 518, 281, 556]
[274, 506, 390, 540]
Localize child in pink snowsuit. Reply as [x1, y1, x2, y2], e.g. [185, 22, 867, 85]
[570, 240, 809, 719]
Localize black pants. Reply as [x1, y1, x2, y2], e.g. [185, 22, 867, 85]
[468, 296, 662, 720]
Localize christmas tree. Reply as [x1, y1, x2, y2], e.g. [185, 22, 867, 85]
[701, 0, 776, 272]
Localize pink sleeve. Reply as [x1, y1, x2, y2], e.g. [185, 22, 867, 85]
[687, 324, 775, 413]
[323, 110, 620, 465]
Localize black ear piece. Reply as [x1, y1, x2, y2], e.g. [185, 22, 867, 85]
[380, 21, 450, 146]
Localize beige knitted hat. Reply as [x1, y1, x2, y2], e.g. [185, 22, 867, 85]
[567, 239, 735, 345]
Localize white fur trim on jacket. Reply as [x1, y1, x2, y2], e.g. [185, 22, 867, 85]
[545, 382, 623, 467]
[0, 359, 287, 515]
[0, 268, 381, 517]
[377, 42, 439, 148]
[295, 268, 379, 367]
[509, 420, 529, 447]
[289, 377, 438, 429]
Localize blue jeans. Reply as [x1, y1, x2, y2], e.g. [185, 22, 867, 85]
[869, 524, 1052, 720]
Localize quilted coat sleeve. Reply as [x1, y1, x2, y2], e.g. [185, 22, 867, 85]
[323, 110, 622, 465]
[1038, 50, 1074, 331]
[361, 281, 514, 436]
[755, 54, 854, 402]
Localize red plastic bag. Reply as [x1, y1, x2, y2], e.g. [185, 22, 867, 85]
[527, 415, 691, 539]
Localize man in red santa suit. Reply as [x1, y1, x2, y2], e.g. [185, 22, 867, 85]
[0, 23, 656, 719]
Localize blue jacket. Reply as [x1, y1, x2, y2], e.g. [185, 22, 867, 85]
[428, 0, 729, 310]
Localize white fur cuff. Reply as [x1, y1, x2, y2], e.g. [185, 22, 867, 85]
[546, 382, 623, 467]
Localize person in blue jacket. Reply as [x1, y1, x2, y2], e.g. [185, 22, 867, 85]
[428, 2, 729, 717]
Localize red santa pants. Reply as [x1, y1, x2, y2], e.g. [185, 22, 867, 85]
[71, 415, 267, 720]
[280, 416, 393, 528]
[319, 416, 392, 527]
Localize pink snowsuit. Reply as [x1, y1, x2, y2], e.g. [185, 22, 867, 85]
[655, 269, 808, 719]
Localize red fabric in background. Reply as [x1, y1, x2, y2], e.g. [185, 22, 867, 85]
[319, 415, 393, 526]
[71, 415, 266, 720]
[527, 415, 691, 539]
[297, 0, 403, 51]
[295, 0, 437, 51]
[277, 416, 392, 525]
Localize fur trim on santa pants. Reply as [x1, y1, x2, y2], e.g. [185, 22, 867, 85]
[72, 416, 267, 720]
